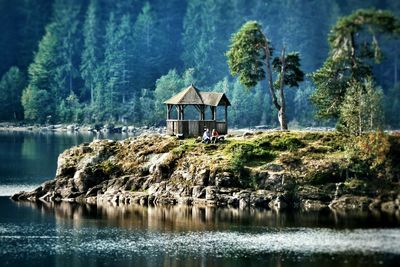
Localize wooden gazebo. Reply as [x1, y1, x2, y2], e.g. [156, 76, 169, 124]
[164, 84, 230, 137]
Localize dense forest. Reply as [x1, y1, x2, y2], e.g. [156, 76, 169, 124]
[0, 0, 399, 128]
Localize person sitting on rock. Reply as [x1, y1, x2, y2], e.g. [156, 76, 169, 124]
[202, 128, 211, 144]
[211, 129, 219, 143]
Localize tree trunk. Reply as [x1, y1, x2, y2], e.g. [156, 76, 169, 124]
[263, 43, 281, 111]
[90, 84, 94, 106]
[278, 108, 288, 130]
[278, 47, 288, 131]
[263, 42, 286, 130]
[395, 43, 398, 86]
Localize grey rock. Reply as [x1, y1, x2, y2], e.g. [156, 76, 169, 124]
[269, 195, 287, 210]
[329, 195, 372, 210]
[205, 186, 218, 200]
[215, 172, 237, 187]
[192, 186, 205, 198]
[263, 163, 284, 172]
[301, 199, 328, 210]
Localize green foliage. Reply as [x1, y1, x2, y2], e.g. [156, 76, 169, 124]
[182, 0, 238, 85]
[339, 78, 384, 135]
[328, 9, 399, 64]
[271, 136, 305, 151]
[80, 0, 102, 106]
[132, 2, 163, 90]
[344, 178, 367, 191]
[311, 8, 400, 124]
[27, 25, 58, 93]
[153, 69, 195, 124]
[227, 142, 275, 172]
[0, 67, 26, 121]
[21, 86, 54, 123]
[58, 92, 83, 123]
[226, 21, 268, 88]
[272, 52, 305, 88]
[0, 1, 399, 128]
[346, 130, 391, 179]
[304, 164, 346, 185]
[384, 83, 400, 128]
[227, 20, 304, 130]
[227, 79, 270, 127]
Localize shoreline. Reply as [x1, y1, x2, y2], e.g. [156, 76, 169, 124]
[0, 122, 166, 135]
[11, 131, 400, 214]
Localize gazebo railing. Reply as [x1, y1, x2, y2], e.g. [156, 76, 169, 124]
[166, 120, 227, 137]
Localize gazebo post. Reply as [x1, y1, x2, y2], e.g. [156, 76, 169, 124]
[167, 104, 173, 120]
[176, 105, 180, 120]
[181, 105, 185, 120]
[210, 106, 216, 121]
[200, 105, 205, 120]
[224, 104, 228, 122]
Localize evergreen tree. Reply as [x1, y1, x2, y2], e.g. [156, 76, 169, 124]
[132, 2, 162, 90]
[116, 14, 135, 104]
[0, 67, 26, 121]
[22, 24, 58, 121]
[339, 78, 384, 135]
[227, 21, 304, 130]
[81, 0, 102, 106]
[17, 0, 53, 69]
[101, 13, 119, 120]
[182, 0, 239, 85]
[21, 86, 53, 123]
[0, 1, 19, 77]
[311, 9, 400, 121]
[51, 0, 83, 102]
[153, 69, 188, 122]
[385, 83, 400, 128]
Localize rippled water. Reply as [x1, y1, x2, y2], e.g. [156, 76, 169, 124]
[1, 131, 400, 267]
[1, 198, 400, 267]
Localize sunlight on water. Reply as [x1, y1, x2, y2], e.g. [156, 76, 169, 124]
[1, 224, 400, 259]
[0, 184, 39, 196]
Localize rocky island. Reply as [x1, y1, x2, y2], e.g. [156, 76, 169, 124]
[12, 131, 400, 213]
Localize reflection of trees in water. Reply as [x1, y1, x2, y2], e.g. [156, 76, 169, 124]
[16, 200, 400, 230]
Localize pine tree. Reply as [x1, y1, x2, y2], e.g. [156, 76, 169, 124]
[22, 24, 58, 122]
[0, 67, 26, 121]
[132, 2, 161, 90]
[17, 0, 53, 69]
[182, 0, 239, 85]
[311, 9, 400, 123]
[51, 0, 83, 101]
[116, 14, 135, 104]
[101, 13, 119, 120]
[227, 21, 304, 130]
[81, 0, 102, 106]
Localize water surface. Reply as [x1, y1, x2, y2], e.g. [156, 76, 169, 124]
[0, 131, 128, 196]
[1, 198, 400, 267]
[1, 131, 400, 267]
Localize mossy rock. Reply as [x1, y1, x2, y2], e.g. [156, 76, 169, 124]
[303, 163, 346, 185]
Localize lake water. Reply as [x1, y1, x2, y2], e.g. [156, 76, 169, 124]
[1, 131, 400, 267]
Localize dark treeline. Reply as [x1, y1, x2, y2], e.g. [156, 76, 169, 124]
[0, 0, 399, 128]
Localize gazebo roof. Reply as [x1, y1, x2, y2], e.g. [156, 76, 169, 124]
[164, 85, 231, 106]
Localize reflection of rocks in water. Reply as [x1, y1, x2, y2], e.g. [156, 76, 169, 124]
[16, 200, 400, 230]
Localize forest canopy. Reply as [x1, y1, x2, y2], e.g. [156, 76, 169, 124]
[0, 0, 400, 128]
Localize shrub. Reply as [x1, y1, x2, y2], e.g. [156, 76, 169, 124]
[271, 136, 305, 151]
[346, 130, 391, 179]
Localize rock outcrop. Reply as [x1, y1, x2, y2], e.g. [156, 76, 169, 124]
[11, 132, 400, 213]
